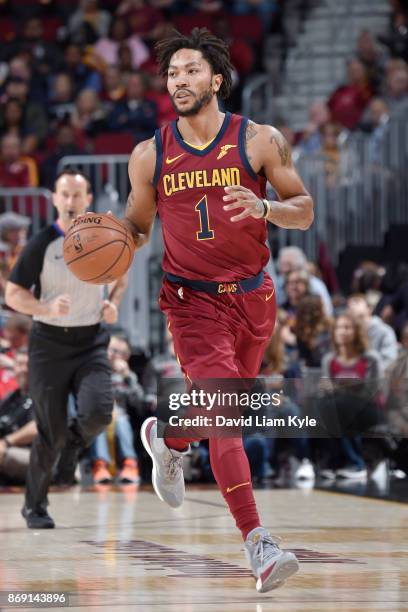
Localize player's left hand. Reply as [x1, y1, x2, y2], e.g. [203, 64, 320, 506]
[102, 300, 118, 324]
[223, 186, 265, 222]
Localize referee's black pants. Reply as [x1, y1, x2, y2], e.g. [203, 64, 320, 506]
[26, 322, 113, 511]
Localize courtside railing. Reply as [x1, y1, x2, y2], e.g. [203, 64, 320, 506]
[57, 155, 130, 204]
[0, 188, 54, 234]
[274, 111, 408, 264]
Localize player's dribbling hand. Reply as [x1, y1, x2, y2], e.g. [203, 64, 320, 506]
[47, 294, 71, 317]
[102, 300, 118, 324]
[223, 186, 265, 222]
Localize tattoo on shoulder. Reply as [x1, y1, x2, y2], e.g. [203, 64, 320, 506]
[244, 121, 258, 162]
[270, 131, 290, 167]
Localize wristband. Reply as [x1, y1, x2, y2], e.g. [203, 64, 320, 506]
[262, 199, 270, 219]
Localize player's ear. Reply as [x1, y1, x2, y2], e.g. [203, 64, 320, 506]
[213, 73, 223, 94]
[86, 193, 93, 209]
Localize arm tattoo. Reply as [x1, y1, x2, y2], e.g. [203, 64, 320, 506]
[270, 132, 290, 167]
[244, 121, 258, 162]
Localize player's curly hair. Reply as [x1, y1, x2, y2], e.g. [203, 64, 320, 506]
[155, 27, 233, 100]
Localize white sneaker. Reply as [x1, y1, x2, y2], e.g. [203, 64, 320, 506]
[319, 468, 336, 480]
[295, 459, 315, 480]
[336, 466, 367, 480]
[244, 527, 299, 593]
[140, 417, 188, 508]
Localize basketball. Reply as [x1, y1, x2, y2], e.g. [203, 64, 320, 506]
[63, 213, 135, 284]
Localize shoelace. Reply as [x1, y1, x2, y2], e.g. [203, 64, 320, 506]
[164, 454, 183, 480]
[253, 534, 282, 565]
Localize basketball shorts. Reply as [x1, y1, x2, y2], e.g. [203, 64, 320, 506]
[159, 273, 276, 380]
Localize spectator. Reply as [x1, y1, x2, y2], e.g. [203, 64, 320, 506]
[298, 101, 331, 154]
[100, 66, 126, 106]
[348, 294, 398, 370]
[108, 71, 157, 142]
[10, 17, 60, 75]
[294, 295, 332, 368]
[212, 15, 255, 78]
[381, 278, 408, 338]
[3, 313, 32, 353]
[0, 349, 37, 485]
[384, 65, 408, 116]
[145, 65, 177, 125]
[276, 246, 333, 316]
[61, 43, 102, 95]
[0, 133, 38, 187]
[117, 43, 135, 80]
[0, 212, 31, 294]
[328, 58, 374, 130]
[0, 99, 25, 139]
[379, 0, 408, 62]
[355, 30, 388, 93]
[281, 269, 311, 331]
[93, 17, 150, 70]
[0, 314, 31, 401]
[71, 88, 107, 136]
[260, 324, 315, 482]
[41, 123, 84, 189]
[116, 0, 165, 42]
[47, 73, 75, 125]
[90, 335, 143, 485]
[320, 314, 382, 479]
[68, 0, 111, 45]
[319, 122, 343, 187]
[1, 78, 48, 154]
[230, 0, 280, 34]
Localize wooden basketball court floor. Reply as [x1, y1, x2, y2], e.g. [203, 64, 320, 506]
[0, 485, 407, 611]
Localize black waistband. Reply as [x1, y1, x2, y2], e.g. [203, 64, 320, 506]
[165, 271, 264, 295]
[33, 321, 101, 336]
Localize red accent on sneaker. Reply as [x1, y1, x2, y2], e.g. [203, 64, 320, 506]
[145, 419, 155, 450]
[260, 561, 276, 585]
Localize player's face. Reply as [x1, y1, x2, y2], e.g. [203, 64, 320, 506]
[167, 49, 222, 117]
[53, 174, 92, 225]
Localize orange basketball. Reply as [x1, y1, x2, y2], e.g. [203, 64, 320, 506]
[63, 213, 135, 284]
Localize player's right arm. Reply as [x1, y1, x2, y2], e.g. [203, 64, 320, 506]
[123, 136, 157, 250]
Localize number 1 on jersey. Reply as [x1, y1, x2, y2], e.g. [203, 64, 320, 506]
[195, 195, 214, 240]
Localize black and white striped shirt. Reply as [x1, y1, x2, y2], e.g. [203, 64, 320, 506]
[9, 223, 104, 327]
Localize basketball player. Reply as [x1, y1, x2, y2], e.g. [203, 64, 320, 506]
[5, 169, 127, 529]
[123, 29, 314, 592]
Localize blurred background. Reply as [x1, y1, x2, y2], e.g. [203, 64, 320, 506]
[0, 0, 407, 496]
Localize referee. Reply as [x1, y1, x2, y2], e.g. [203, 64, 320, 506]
[5, 168, 127, 529]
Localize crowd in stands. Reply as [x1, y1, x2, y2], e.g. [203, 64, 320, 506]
[0, 0, 282, 189]
[1, 241, 407, 490]
[290, 1, 408, 187]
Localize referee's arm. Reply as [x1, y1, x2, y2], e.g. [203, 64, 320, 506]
[5, 282, 70, 318]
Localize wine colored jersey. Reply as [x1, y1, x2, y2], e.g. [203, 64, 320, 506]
[153, 112, 269, 282]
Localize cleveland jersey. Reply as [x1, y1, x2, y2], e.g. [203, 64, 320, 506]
[153, 112, 270, 282]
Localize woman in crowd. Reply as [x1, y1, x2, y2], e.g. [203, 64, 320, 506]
[319, 313, 382, 479]
[294, 295, 332, 368]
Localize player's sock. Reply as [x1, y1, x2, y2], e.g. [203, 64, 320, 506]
[209, 437, 260, 540]
[164, 436, 191, 452]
